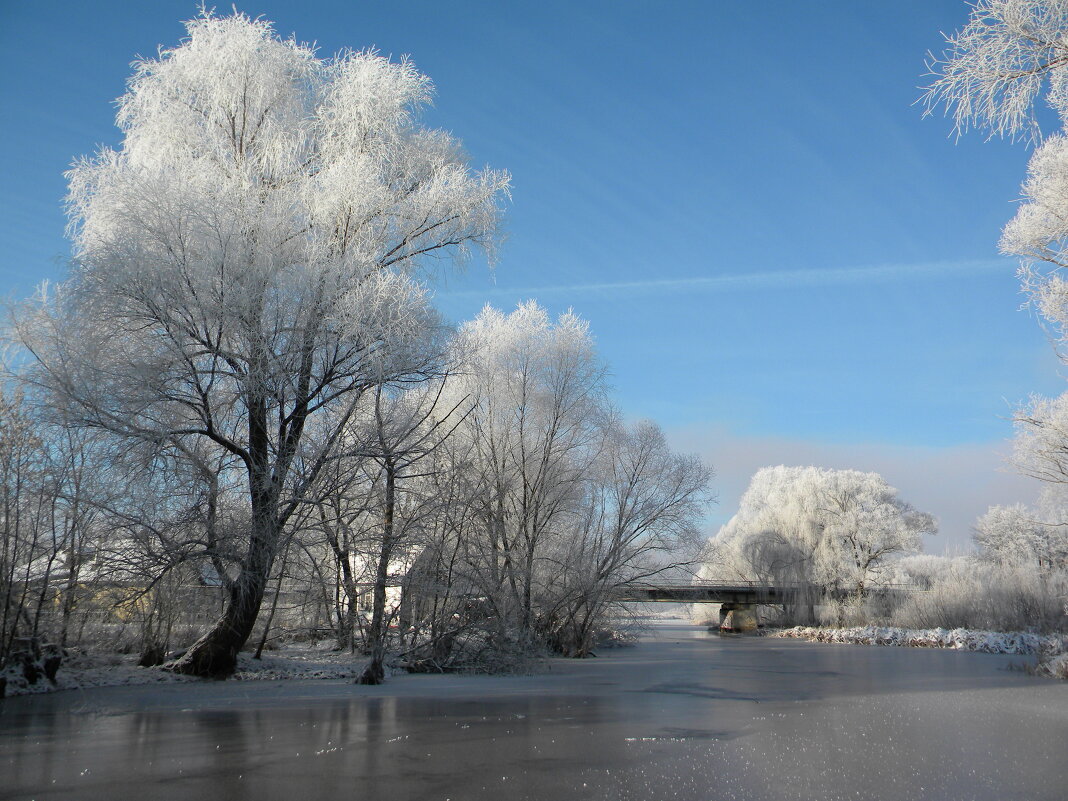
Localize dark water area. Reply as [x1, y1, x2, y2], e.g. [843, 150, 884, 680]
[1, 621, 1065, 800]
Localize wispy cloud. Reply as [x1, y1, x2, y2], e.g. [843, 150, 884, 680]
[437, 258, 1012, 300]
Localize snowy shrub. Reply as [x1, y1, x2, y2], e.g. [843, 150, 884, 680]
[819, 596, 872, 628]
[1034, 651, 1068, 680]
[402, 624, 546, 675]
[891, 553, 961, 589]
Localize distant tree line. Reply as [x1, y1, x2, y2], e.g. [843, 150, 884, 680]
[700, 463, 1067, 632]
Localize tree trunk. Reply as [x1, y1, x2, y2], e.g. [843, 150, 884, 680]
[168, 563, 271, 676]
[254, 540, 292, 659]
[169, 420, 279, 677]
[359, 462, 394, 685]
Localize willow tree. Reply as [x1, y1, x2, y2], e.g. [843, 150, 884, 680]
[708, 466, 933, 595]
[15, 12, 508, 676]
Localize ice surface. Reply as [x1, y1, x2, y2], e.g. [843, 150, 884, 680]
[1, 620, 1065, 800]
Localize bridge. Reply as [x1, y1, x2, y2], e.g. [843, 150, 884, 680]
[610, 581, 914, 632]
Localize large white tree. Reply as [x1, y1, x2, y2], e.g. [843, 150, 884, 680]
[708, 466, 933, 595]
[12, 12, 509, 676]
[974, 503, 1053, 565]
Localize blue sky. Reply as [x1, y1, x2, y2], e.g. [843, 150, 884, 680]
[1, 1, 1062, 548]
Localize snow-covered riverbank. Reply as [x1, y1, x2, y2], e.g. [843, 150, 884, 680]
[771, 625, 1068, 678]
[10, 617, 1068, 697]
[2, 612, 671, 698]
[1, 642, 370, 697]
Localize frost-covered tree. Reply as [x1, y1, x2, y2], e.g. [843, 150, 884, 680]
[1013, 392, 1068, 483]
[922, 0, 1068, 143]
[710, 466, 828, 587]
[541, 419, 711, 656]
[12, 12, 508, 676]
[0, 386, 120, 681]
[0, 391, 49, 673]
[974, 503, 1049, 565]
[1011, 394, 1068, 565]
[924, 1, 1068, 345]
[924, 2, 1068, 556]
[708, 466, 933, 595]
[444, 302, 607, 634]
[351, 379, 470, 684]
[397, 301, 713, 660]
[819, 469, 935, 593]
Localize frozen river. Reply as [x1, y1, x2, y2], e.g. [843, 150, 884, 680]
[1, 620, 1065, 800]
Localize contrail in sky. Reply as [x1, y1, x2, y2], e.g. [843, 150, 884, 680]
[436, 258, 1012, 299]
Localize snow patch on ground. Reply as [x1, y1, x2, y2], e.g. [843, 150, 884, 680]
[772, 624, 1068, 670]
[231, 645, 366, 682]
[2, 651, 197, 697]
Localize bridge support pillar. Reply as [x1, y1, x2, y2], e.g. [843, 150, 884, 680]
[719, 603, 758, 633]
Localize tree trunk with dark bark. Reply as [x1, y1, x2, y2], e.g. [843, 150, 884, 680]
[358, 460, 395, 685]
[169, 392, 282, 677]
[167, 556, 272, 676]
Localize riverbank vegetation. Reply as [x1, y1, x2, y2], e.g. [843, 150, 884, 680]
[773, 624, 1068, 679]
[695, 463, 1068, 677]
[696, 465, 1067, 634]
[12, 1, 1068, 697]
